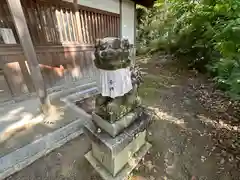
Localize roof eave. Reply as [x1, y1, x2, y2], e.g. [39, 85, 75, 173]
[132, 0, 155, 7]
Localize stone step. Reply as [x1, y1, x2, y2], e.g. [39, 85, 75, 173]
[0, 119, 85, 180]
[0, 81, 98, 180]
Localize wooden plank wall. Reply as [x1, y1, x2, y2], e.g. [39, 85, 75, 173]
[35, 45, 96, 89]
[0, 0, 120, 102]
[0, 44, 96, 100]
[20, 0, 120, 45]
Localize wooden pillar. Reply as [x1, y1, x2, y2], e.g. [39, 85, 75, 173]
[6, 0, 49, 109]
[119, 0, 122, 38]
[133, 2, 137, 65]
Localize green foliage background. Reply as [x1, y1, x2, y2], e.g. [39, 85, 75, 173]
[137, 0, 240, 99]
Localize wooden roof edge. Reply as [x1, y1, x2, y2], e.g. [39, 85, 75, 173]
[131, 0, 155, 8]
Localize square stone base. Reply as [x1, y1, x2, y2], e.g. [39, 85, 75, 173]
[84, 111, 153, 178]
[85, 142, 152, 180]
[92, 109, 141, 137]
[92, 130, 146, 176]
[84, 111, 153, 158]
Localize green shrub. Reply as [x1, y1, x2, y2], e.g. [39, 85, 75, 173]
[137, 0, 240, 99]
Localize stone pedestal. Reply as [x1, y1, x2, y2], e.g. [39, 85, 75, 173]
[92, 107, 141, 137]
[84, 37, 151, 180]
[84, 111, 152, 180]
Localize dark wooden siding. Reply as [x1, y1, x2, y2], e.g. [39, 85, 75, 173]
[20, 0, 120, 45]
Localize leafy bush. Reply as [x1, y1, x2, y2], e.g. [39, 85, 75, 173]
[137, 0, 240, 99]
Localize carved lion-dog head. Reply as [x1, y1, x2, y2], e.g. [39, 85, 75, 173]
[94, 37, 131, 61]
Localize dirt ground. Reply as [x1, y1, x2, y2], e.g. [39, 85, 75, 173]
[6, 56, 240, 180]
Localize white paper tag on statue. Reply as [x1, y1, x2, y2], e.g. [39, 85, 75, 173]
[98, 67, 132, 98]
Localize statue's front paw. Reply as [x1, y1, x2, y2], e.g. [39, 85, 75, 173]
[135, 96, 142, 106]
[106, 102, 119, 115]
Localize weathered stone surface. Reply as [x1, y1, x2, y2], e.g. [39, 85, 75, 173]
[0, 120, 84, 180]
[85, 142, 152, 180]
[85, 37, 150, 179]
[94, 38, 131, 70]
[92, 130, 146, 176]
[84, 111, 153, 156]
[95, 87, 141, 123]
[92, 109, 141, 137]
[93, 37, 143, 123]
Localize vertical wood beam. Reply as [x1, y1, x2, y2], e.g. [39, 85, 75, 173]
[73, 0, 83, 43]
[119, 0, 122, 38]
[6, 0, 48, 106]
[133, 2, 137, 65]
[75, 10, 83, 42]
[134, 2, 137, 46]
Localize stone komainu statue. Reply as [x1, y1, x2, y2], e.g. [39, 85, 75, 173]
[94, 37, 143, 123]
